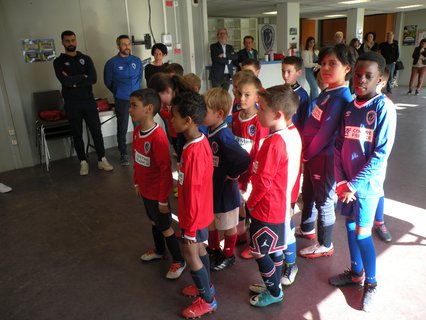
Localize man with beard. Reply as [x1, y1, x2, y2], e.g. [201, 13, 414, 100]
[104, 35, 143, 166]
[54, 30, 113, 175]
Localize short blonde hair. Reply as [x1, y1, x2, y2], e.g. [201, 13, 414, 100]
[183, 73, 201, 90]
[237, 73, 262, 91]
[204, 88, 232, 115]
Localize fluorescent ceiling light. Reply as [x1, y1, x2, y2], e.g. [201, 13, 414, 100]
[324, 14, 347, 18]
[263, 11, 277, 15]
[339, 0, 370, 4]
[396, 4, 424, 9]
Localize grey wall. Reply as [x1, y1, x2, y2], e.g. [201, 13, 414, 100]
[0, 0, 207, 173]
[395, 9, 426, 87]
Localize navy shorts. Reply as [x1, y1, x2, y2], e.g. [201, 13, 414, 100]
[142, 197, 171, 232]
[249, 218, 285, 255]
[181, 227, 208, 243]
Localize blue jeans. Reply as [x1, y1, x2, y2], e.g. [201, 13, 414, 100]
[386, 63, 396, 92]
[305, 68, 319, 100]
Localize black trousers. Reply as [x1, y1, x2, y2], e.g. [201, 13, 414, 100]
[64, 99, 105, 161]
[115, 98, 130, 156]
[211, 74, 231, 91]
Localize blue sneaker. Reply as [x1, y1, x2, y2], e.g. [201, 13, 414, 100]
[250, 289, 283, 307]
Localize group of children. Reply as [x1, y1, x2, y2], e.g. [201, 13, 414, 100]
[128, 44, 396, 318]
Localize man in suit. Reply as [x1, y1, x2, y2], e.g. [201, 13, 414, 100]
[237, 35, 258, 70]
[210, 28, 238, 90]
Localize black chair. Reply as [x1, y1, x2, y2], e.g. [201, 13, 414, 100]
[34, 90, 73, 171]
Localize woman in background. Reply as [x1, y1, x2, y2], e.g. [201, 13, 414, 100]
[359, 32, 379, 54]
[302, 36, 320, 100]
[407, 39, 426, 95]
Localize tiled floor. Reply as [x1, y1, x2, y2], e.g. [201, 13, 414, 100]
[1, 86, 426, 320]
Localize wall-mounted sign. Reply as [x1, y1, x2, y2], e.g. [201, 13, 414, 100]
[402, 25, 417, 46]
[259, 24, 277, 57]
[22, 38, 56, 63]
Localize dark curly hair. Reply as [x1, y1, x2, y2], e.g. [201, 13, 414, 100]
[357, 51, 386, 76]
[172, 92, 207, 125]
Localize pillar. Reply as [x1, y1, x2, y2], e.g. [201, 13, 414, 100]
[276, 2, 300, 55]
[346, 8, 364, 43]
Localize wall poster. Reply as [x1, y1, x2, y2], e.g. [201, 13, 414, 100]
[22, 39, 56, 63]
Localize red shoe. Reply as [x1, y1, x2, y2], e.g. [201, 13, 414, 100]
[182, 297, 217, 319]
[240, 246, 253, 259]
[182, 284, 215, 297]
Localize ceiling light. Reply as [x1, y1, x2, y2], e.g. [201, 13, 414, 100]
[263, 11, 277, 15]
[396, 4, 424, 9]
[339, 0, 370, 4]
[324, 14, 347, 18]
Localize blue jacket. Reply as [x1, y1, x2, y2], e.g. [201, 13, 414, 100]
[335, 94, 396, 198]
[291, 82, 311, 133]
[208, 122, 251, 213]
[302, 86, 353, 161]
[104, 54, 142, 101]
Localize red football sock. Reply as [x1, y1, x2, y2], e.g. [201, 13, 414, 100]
[208, 230, 220, 250]
[223, 233, 237, 258]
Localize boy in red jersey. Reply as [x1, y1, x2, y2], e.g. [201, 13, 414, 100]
[171, 92, 217, 319]
[247, 85, 302, 307]
[129, 89, 186, 280]
[232, 74, 270, 259]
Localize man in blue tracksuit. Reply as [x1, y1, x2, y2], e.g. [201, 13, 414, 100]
[104, 35, 142, 165]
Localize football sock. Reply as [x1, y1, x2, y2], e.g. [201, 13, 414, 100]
[374, 196, 385, 223]
[208, 230, 221, 251]
[284, 218, 296, 264]
[152, 225, 165, 254]
[271, 252, 284, 282]
[255, 254, 280, 297]
[346, 219, 363, 274]
[318, 224, 334, 248]
[223, 233, 237, 257]
[199, 254, 211, 285]
[191, 267, 213, 303]
[357, 234, 377, 284]
[165, 234, 184, 263]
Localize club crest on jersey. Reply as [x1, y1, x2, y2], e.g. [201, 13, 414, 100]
[366, 110, 376, 125]
[321, 95, 330, 106]
[118, 66, 124, 70]
[144, 141, 150, 153]
[131, 63, 136, 69]
[211, 141, 219, 154]
[79, 59, 85, 65]
[248, 124, 256, 137]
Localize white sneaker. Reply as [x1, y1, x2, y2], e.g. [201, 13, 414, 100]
[281, 263, 298, 286]
[140, 249, 165, 261]
[98, 157, 113, 171]
[166, 262, 186, 279]
[249, 281, 282, 294]
[299, 243, 334, 259]
[80, 160, 89, 176]
[0, 183, 12, 193]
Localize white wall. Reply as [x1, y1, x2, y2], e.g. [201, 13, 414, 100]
[396, 9, 426, 87]
[0, 0, 207, 173]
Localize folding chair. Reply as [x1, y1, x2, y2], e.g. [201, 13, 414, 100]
[34, 90, 74, 171]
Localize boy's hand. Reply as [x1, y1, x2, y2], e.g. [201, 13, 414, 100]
[134, 186, 140, 197]
[158, 203, 169, 214]
[340, 191, 356, 203]
[336, 182, 350, 198]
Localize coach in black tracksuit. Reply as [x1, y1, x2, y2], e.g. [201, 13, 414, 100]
[53, 30, 113, 175]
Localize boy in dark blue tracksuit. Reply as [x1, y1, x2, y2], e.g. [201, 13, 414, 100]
[104, 35, 142, 165]
[299, 44, 356, 258]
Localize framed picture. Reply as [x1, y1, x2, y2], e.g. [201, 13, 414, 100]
[22, 38, 56, 63]
[417, 29, 426, 45]
[402, 25, 417, 46]
[289, 27, 297, 35]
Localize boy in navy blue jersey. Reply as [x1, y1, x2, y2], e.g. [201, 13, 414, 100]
[299, 44, 356, 258]
[281, 56, 310, 134]
[171, 92, 217, 319]
[329, 52, 396, 312]
[203, 88, 251, 271]
[279, 56, 310, 285]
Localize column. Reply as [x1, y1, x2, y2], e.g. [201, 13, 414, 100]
[276, 2, 300, 55]
[346, 8, 364, 43]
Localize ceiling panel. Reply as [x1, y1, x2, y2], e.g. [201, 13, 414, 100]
[207, 0, 426, 18]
